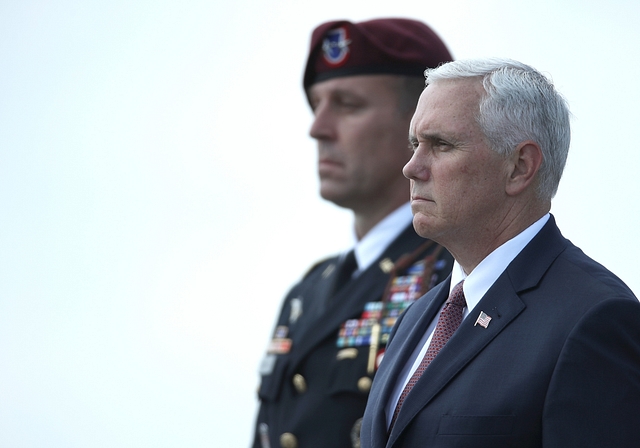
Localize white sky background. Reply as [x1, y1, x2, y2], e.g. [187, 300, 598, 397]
[1, 0, 639, 446]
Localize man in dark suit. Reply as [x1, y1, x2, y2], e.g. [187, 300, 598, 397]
[252, 18, 455, 448]
[360, 58, 640, 447]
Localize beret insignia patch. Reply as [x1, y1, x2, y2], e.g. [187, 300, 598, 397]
[322, 26, 351, 66]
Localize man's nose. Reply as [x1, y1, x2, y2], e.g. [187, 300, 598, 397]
[403, 148, 431, 181]
[309, 103, 335, 141]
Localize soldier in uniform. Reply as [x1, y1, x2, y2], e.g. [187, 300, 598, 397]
[252, 18, 454, 448]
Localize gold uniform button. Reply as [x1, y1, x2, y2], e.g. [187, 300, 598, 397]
[280, 432, 298, 448]
[292, 374, 307, 393]
[357, 376, 372, 393]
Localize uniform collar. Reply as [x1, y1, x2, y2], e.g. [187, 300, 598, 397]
[349, 203, 413, 273]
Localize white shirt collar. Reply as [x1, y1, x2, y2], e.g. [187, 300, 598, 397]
[451, 214, 550, 317]
[348, 203, 413, 273]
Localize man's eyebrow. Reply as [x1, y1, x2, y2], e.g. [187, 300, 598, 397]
[330, 88, 364, 99]
[409, 131, 448, 142]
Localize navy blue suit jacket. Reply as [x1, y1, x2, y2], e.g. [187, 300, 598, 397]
[361, 216, 640, 447]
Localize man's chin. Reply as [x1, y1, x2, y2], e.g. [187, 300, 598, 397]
[412, 213, 436, 239]
[319, 187, 350, 209]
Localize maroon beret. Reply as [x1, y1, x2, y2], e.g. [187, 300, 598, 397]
[303, 18, 453, 91]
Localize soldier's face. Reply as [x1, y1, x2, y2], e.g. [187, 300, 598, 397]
[308, 75, 413, 212]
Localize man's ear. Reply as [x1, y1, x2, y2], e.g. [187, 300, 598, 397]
[505, 141, 543, 196]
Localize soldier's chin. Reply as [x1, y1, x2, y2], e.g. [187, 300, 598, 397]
[319, 186, 348, 208]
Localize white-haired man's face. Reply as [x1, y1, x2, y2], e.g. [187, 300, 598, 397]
[404, 79, 511, 255]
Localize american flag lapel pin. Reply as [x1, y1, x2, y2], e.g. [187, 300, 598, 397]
[474, 311, 492, 328]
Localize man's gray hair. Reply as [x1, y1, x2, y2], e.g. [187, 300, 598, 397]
[425, 58, 571, 200]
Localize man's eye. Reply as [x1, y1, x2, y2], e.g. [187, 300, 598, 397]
[333, 95, 364, 110]
[434, 139, 452, 150]
[338, 100, 360, 110]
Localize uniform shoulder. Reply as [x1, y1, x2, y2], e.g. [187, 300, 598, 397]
[301, 255, 336, 279]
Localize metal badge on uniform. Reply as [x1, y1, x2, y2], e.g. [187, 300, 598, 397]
[274, 325, 288, 338]
[322, 263, 336, 279]
[267, 325, 292, 355]
[379, 258, 394, 274]
[474, 311, 492, 328]
[267, 338, 292, 354]
[336, 347, 358, 360]
[289, 298, 302, 324]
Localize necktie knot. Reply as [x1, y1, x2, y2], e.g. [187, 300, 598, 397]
[447, 281, 466, 308]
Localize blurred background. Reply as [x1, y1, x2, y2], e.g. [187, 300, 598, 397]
[1, 0, 639, 446]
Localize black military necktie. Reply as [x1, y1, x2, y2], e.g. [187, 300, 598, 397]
[332, 250, 358, 295]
